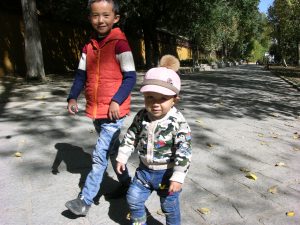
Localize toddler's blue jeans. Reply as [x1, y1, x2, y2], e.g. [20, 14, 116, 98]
[81, 117, 130, 205]
[127, 164, 181, 225]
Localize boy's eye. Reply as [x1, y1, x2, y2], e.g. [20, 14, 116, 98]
[91, 14, 99, 18]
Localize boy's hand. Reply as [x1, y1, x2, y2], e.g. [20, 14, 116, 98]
[168, 181, 182, 194]
[116, 162, 126, 174]
[108, 101, 120, 120]
[68, 99, 78, 115]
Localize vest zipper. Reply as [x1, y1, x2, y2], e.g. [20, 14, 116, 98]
[93, 50, 100, 118]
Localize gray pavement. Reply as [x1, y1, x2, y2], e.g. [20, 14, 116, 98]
[0, 64, 299, 225]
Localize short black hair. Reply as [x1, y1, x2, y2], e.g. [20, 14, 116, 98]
[87, 0, 120, 14]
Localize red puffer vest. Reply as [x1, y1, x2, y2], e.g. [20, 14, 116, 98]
[85, 28, 131, 119]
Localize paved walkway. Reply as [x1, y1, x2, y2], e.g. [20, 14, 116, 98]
[0, 64, 299, 225]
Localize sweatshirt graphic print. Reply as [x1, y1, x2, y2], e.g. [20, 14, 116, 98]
[117, 107, 192, 183]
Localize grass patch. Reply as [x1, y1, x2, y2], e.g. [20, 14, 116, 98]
[268, 65, 300, 86]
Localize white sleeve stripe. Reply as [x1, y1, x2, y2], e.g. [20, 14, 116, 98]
[116, 52, 136, 72]
[78, 53, 87, 71]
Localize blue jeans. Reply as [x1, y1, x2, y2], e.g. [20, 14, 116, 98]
[127, 164, 181, 225]
[81, 117, 130, 205]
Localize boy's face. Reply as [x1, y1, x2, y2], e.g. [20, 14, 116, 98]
[89, 1, 120, 36]
[143, 92, 177, 120]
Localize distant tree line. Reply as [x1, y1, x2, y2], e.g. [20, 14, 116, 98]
[1, 0, 274, 80]
[37, 0, 268, 64]
[268, 0, 300, 66]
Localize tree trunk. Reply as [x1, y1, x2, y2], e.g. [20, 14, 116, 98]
[298, 42, 300, 66]
[143, 25, 152, 69]
[282, 58, 287, 67]
[142, 19, 155, 69]
[150, 28, 159, 66]
[21, 0, 46, 81]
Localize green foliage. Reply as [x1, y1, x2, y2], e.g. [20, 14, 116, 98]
[25, 0, 275, 65]
[243, 13, 272, 61]
[268, 0, 300, 64]
[36, 0, 88, 25]
[248, 39, 267, 62]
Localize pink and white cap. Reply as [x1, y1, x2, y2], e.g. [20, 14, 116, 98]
[140, 67, 181, 96]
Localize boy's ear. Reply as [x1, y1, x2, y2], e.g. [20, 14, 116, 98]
[114, 15, 120, 24]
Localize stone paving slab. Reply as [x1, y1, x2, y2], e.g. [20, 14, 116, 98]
[0, 65, 299, 225]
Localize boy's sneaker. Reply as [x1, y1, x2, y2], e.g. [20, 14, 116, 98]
[105, 183, 129, 199]
[65, 197, 90, 216]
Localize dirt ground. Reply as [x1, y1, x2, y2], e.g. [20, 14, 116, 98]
[268, 65, 300, 87]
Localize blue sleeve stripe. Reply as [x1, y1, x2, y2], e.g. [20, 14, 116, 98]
[67, 69, 87, 101]
[112, 71, 137, 104]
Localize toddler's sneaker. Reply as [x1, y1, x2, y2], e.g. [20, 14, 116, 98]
[65, 197, 90, 216]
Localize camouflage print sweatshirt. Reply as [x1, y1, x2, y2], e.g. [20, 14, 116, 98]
[117, 107, 192, 184]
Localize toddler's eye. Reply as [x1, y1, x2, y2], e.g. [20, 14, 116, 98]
[146, 96, 154, 100]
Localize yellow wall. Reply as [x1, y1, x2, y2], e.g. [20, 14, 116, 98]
[0, 11, 193, 76]
[140, 37, 193, 63]
[177, 46, 192, 60]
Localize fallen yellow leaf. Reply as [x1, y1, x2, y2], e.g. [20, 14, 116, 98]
[245, 172, 257, 180]
[270, 113, 279, 117]
[270, 132, 279, 138]
[89, 129, 95, 133]
[260, 141, 268, 146]
[15, 151, 22, 157]
[275, 162, 285, 167]
[286, 211, 295, 217]
[20, 139, 26, 144]
[239, 167, 251, 173]
[258, 133, 264, 137]
[206, 143, 213, 148]
[195, 119, 204, 125]
[293, 133, 299, 139]
[126, 212, 131, 220]
[284, 123, 294, 128]
[198, 207, 211, 215]
[35, 95, 46, 100]
[268, 186, 278, 194]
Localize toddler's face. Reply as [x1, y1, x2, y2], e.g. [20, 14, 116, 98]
[143, 92, 177, 120]
[89, 1, 119, 36]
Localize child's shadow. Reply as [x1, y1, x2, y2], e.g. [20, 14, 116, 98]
[104, 194, 164, 225]
[52, 143, 92, 188]
[54, 143, 163, 224]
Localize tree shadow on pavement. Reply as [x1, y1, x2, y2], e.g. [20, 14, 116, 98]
[0, 76, 16, 117]
[105, 195, 163, 225]
[179, 65, 300, 120]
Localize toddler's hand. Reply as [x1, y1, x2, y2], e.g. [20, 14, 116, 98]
[116, 162, 126, 174]
[168, 181, 182, 194]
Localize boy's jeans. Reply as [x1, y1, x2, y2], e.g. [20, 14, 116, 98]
[127, 164, 181, 225]
[81, 117, 130, 205]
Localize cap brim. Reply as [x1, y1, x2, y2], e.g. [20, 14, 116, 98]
[140, 85, 176, 96]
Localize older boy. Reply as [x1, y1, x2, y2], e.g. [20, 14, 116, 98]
[65, 0, 136, 216]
